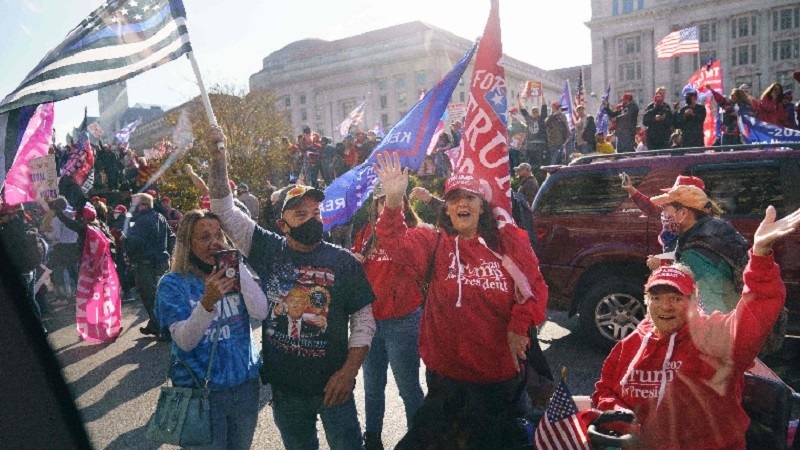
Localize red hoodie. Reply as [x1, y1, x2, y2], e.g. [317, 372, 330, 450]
[591, 251, 785, 450]
[352, 223, 424, 320]
[376, 207, 548, 383]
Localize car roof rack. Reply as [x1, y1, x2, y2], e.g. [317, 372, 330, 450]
[566, 142, 800, 166]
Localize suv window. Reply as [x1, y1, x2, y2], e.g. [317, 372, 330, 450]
[689, 160, 784, 216]
[537, 167, 649, 215]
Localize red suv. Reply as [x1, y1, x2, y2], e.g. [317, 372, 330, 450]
[531, 147, 800, 349]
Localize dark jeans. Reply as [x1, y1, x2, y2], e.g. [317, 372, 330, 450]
[396, 370, 529, 450]
[133, 260, 169, 330]
[271, 390, 363, 450]
[190, 378, 260, 450]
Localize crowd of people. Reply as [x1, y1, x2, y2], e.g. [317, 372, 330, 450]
[1, 71, 800, 449]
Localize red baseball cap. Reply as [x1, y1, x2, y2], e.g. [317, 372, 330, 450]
[645, 266, 696, 295]
[661, 175, 705, 192]
[443, 174, 492, 203]
[114, 205, 127, 214]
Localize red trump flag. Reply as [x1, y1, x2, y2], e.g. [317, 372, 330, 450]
[449, 0, 512, 225]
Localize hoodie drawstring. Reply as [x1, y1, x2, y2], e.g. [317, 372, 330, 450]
[657, 333, 677, 408]
[620, 331, 652, 387]
[455, 235, 463, 307]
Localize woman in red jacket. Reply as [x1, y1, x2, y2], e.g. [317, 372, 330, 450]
[753, 82, 790, 127]
[373, 153, 549, 449]
[591, 205, 800, 449]
[352, 183, 426, 450]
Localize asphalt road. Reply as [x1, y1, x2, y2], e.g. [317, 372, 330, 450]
[40, 296, 611, 450]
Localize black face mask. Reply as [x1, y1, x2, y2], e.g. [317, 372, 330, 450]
[190, 252, 214, 275]
[287, 218, 324, 246]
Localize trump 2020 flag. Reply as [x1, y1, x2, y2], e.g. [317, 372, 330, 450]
[0, 0, 192, 115]
[321, 43, 476, 231]
[115, 118, 141, 146]
[738, 113, 800, 145]
[596, 83, 611, 134]
[0, 103, 55, 205]
[61, 115, 95, 195]
[449, 0, 513, 225]
[534, 379, 591, 450]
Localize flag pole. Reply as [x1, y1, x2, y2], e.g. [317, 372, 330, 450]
[186, 51, 219, 129]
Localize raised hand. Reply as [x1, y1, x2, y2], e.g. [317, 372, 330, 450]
[753, 206, 800, 256]
[373, 152, 408, 209]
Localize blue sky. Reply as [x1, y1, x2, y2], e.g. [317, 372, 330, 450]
[0, 0, 591, 142]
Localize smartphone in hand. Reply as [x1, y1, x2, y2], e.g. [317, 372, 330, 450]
[214, 249, 241, 294]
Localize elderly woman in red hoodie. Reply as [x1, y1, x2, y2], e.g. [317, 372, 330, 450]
[373, 152, 548, 449]
[592, 205, 800, 449]
[351, 182, 426, 450]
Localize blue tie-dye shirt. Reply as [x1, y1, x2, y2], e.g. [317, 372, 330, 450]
[156, 272, 260, 390]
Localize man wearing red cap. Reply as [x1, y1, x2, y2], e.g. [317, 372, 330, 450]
[592, 205, 800, 450]
[603, 92, 639, 152]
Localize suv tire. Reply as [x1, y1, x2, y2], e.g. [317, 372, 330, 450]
[579, 278, 645, 351]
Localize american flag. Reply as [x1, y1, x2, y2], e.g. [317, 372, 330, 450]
[534, 379, 591, 450]
[338, 98, 368, 136]
[115, 119, 140, 146]
[572, 69, 585, 124]
[0, 0, 192, 115]
[655, 26, 700, 59]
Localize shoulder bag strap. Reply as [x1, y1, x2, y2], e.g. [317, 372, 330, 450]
[203, 322, 222, 391]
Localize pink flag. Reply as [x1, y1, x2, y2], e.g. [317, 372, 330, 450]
[76, 225, 122, 342]
[3, 103, 54, 205]
[451, 0, 512, 224]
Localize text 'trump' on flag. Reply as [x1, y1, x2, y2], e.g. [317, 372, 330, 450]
[655, 26, 699, 59]
[0, 0, 192, 115]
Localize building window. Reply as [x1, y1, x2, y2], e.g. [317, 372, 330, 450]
[732, 16, 757, 39]
[622, 0, 634, 14]
[397, 92, 408, 108]
[773, 38, 800, 61]
[619, 35, 641, 56]
[284, 95, 291, 107]
[699, 23, 716, 43]
[283, 111, 292, 124]
[300, 109, 307, 122]
[618, 62, 642, 81]
[612, 0, 618, 16]
[415, 70, 427, 87]
[638, 0, 644, 9]
[733, 75, 753, 89]
[381, 113, 389, 129]
[459, 91, 466, 102]
[315, 107, 323, 121]
[341, 100, 356, 118]
[732, 44, 757, 66]
[299, 94, 306, 105]
[395, 74, 407, 89]
[673, 56, 680, 74]
[377, 79, 387, 91]
[379, 95, 388, 109]
[773, 7, 800, 31]
[459, 77, 465, 86]
[777, 70, 797, 92]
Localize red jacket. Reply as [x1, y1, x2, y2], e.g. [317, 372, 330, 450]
[376, 207, 548, 383]
[591, 251, 785, 450]
[352, 223, 424, 321]
[753, 97, 790, 128]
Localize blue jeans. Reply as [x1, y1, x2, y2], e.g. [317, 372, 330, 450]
[191, 377, 260, 450]
[271, 390, 363, 450]
[362, 307, 423, 435]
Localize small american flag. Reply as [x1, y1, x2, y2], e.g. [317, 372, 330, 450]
[656, 26, 700, 59]
[534, 379, 591, 450]
[572, 69, 585, 124]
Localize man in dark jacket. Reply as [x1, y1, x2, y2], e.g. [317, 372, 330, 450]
[125, 192, 175, 338]
[675, 91, 707, 148]
[544, 102, 569, 164]
[642, 93, 673, 150]
[604, 93, 639, 152]
[519, 102, 548, 170]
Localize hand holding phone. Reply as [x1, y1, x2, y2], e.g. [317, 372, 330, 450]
[214, 249, 241, 294]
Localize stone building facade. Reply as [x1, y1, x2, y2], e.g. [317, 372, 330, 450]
[587, 0, 800, 106]
[249, 21, 565, 138]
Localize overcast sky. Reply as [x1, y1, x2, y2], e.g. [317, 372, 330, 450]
[0, 0, 592, 141]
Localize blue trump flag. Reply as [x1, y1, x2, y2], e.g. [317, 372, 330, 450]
[596, 83, 611, 134]
[321, 43, 477, 231]
[738, 113, 800, 145]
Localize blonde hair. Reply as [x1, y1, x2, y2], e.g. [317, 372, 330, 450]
[132, 193, 154, 208]
[170, 209, 224, 277]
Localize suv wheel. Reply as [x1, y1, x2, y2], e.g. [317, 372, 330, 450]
[579, 278, 645, 351]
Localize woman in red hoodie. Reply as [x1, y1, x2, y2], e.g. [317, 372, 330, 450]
[374, 153, 549, 449]
[592, 205, 800, 449]
[351, 183, 426, 450]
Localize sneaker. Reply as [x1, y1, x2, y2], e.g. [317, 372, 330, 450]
[363, 432, 383, 450]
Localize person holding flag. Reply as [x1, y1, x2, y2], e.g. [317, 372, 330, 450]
[602, 92, 639, 152]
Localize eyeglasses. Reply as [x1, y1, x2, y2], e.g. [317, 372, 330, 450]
[647, 294, 688, 305]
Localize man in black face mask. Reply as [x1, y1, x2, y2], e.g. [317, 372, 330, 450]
[205, 126, 376, 450]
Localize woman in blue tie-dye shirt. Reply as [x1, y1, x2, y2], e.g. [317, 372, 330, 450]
[156, 210, 268, 450]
